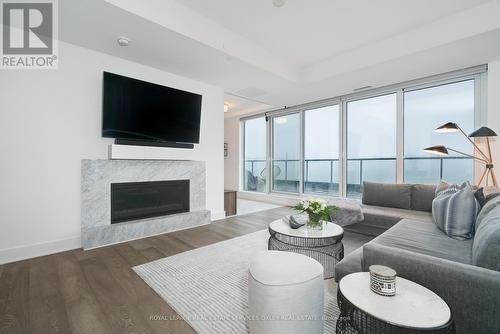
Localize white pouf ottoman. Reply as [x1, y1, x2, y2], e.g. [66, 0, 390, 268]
[248, 250, 324, 334]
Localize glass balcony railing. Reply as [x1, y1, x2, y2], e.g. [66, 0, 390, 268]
[244, 156, 473, 197]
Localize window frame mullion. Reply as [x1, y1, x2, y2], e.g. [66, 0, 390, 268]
[299, 110, 305, 196]
[340, 100, 347, 198]
[396, 89, 404, 184]
[267, 115, 273, 194]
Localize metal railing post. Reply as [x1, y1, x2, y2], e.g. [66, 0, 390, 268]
[359, 159, 363, 187]
[440, 158, 444, 180]
[305, 160, 309, 183]
[330, 160, 333, 184]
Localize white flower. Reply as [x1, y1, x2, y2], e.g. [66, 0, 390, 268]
[310, 198, 325, 205]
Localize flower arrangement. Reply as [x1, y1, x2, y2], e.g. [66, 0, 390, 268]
[293, 198, 339, 230]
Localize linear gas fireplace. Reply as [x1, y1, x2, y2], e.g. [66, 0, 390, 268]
[111, 180, 190, 224]
[81, 159, 209, 249]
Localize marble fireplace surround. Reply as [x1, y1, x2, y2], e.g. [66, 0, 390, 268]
[81, 159, 210, 249]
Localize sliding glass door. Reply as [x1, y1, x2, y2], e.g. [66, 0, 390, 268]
[272, 113, 301, 193]
[404, 80, 475, 184]
[304, 105, 340, 196]
[346, 94, 397, 198]
[243, 117, 267, 192]
[240, 68, 484, 196]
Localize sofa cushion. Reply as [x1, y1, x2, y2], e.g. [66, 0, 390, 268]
[361, 204, 433, 229]
[335, 218, 474, 282]
[371, 219, 473, 264]
[432, 182, 480, 240]
[411, 184, 436, 212]
[334, 247, 363, 282]
[401, 209, 434, 223]
[362, 182, 412, 210]
[475, 195, 500, 230]
[473, 197, 500, 271]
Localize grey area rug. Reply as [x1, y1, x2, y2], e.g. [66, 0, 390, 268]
[133, 230, 341, 334]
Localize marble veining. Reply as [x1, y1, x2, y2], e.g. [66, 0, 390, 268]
[82, 210, 210, 249]
[81, 159, 209, 249]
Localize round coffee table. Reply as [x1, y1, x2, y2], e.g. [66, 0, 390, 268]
[336, 272, 455, 333]
[268, 219, 344, 279]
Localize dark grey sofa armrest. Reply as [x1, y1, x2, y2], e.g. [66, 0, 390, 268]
[362, 243, 500, 334]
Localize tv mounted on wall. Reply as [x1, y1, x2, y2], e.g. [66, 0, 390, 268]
[102, 72, 202, 148]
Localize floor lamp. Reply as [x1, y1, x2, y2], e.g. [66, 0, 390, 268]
[424, 122, 497, 187]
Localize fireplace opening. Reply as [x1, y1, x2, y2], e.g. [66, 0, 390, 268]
[110, 180, 189, 224]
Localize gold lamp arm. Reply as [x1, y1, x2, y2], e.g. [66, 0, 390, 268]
[456, 125, 490, 162]
[446, 148, 489, 164]
[486, 137, 494, 162]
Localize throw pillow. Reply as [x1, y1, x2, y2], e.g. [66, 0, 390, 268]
[475, 195, 500, 231]
[472, 199, 500, 271]
[432, 182, 480, 240]
[474, 187, 486, 207]
[411, 184, 436, 212]
[434, 181, 460, 195]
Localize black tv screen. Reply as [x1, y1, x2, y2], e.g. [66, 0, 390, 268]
[102, 72, 202, 144]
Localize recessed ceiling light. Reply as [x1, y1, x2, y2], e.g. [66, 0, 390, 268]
[273, 0, 286, 7]
[117, 37, 131, 47]
[224, 103, 229, 113]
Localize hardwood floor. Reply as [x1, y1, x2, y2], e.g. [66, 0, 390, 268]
[0, 207, 295, 334]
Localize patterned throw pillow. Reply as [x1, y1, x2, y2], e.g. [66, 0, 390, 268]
[432, 182, 481, 240]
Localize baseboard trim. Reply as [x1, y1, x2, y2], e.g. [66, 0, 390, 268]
[0, 237, 81, 265]
[0, 211, 226, 264]
[238, 191, 299, 206]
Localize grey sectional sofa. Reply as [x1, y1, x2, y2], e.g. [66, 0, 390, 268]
[334, 182, 500, 334]
[342, 182, 436, 236]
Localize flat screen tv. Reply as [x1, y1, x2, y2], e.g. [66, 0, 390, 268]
[102, 72, 202, 145]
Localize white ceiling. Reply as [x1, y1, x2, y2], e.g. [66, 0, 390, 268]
[179, 0, 490, 67]
[59, 0, 500, 118]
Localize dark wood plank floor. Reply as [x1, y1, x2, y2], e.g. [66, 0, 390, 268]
[0, 207, 295, 334]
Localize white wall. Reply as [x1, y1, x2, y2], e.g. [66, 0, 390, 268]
[224, 117, 240, 191]
[487, 60, 500, 169]
[0, 41, 224, 264]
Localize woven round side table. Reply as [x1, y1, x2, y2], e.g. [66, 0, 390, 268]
[268, 219, 344, 279]
[336, 272, 455, 334]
